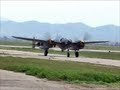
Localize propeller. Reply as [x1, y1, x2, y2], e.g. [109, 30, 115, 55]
[43, 32, 56, 46]
[54, 34, 63, 42]
[79, 32, 91, 47]
[83, 32, 91, 41]
[43, 32, 51, 40]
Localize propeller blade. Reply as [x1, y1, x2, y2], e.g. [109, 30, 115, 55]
[83, 32, 91, 41]
[43, 32, 51, 40]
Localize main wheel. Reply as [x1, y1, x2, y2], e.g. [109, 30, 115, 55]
[67, 52, 70, 57]
[75, 52, 79, 57]
[44, 50, 48, 56]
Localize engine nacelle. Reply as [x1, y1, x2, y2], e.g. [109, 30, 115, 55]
[79, 41, 85, 49]
[48, 39, 56, 47]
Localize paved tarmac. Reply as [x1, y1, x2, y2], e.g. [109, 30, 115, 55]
[0, 49, 120, 67]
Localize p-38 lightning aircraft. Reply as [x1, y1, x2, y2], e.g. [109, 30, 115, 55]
[12, 36, 108, 57]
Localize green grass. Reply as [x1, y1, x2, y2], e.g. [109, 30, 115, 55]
[0, 56, 120, 86]
[85, 44, 120, 51]
[0, 46, 120, 60]
[0, 40, 31, 46]
[80, 51, 120, 60]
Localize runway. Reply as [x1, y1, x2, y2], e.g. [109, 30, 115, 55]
[0, 49, 120, 67]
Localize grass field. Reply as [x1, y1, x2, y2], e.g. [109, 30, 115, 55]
[0, 56, 120, 86]
[85, 44, 120, 51]
[0, 40, 31, 46]
[0, 46, 120, 60]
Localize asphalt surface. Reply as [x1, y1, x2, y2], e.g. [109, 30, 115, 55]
[0, 49, 120, 67]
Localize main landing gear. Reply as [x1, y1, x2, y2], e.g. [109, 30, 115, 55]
[66, 49, 79, 57]
[44, 49, 48, 56]
[67, 49, 70, 57]
[75, 50, 79, 57]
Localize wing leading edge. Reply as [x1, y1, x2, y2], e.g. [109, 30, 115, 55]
[12, 36, 46, 43]
[12, 36, 109, 44]
[84, 41, 109, 44]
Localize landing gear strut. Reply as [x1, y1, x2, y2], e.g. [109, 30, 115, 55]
[32, 37, 35, 48]
[75, 51, 79, 57]
[44, 49, 48, 56]
[67, 49, 70, 57]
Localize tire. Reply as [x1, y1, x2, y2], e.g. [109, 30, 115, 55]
[44, 50, 48, 56]
[75, 52, 79, 57]
[67, 52, 70, 57]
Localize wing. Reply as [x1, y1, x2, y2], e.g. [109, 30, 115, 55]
[12, 36, 46, 43]
[84, 41, 109, 44]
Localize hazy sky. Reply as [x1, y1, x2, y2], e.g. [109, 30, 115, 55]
[1, 1, 120, 27]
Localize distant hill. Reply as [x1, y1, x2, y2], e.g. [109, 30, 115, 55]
[0, 20, 120, 42]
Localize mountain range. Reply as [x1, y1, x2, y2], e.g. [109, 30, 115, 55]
[0, 20, 120, 42]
